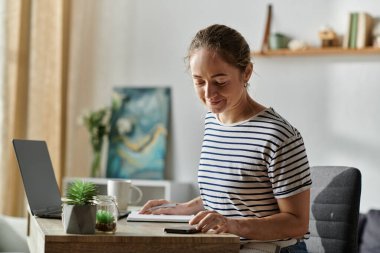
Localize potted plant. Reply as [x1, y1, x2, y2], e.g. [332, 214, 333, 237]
[62, 180, 97, 234]
[96, 209, 116, 233]
[95, 195, 118, 233]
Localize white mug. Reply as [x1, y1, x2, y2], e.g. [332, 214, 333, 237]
[107, 179, 143, 211]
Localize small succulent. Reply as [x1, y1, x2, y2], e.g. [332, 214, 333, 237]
[65, 180, 97, 205]
[96, 210, 115, 224]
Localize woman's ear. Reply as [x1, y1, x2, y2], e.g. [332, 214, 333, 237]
[243, 63, 253, 83]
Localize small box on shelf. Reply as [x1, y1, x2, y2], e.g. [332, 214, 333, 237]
[319, 26, 339, 48]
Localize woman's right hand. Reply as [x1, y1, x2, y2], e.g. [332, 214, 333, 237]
[139, 199, 178, 214]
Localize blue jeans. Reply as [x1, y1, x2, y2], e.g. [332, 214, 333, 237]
[280, 241, 308, 253]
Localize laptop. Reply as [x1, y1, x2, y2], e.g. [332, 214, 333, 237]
[13, 139, 62, 219]
[13, 139, 132, 220]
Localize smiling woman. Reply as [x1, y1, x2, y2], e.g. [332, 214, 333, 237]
[140, 24, 312, 253]
[187, 25, 264, 125]
[189, 48, 258, 123]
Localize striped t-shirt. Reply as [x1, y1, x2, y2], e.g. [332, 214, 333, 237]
[198, 107, 312, 241]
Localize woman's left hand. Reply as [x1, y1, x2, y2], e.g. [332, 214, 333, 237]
[189, 210, 230, 233]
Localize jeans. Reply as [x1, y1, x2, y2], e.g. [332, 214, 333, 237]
[280, 241, 308, 253]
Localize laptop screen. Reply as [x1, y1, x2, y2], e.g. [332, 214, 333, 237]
[13, 140, 62, 215]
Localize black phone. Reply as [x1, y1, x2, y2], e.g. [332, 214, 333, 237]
[164, 225, 200, 234]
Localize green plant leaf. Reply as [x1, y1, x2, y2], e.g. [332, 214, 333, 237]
[65, 180, 97, 205]
[96, 210, 115, 224]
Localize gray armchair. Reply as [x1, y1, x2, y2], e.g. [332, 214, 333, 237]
[0, 214, 29, 252]
[306, 166, 362, 253]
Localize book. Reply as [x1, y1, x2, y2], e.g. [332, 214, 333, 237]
[343, 13, 352, 48]
[349, 12, 359, 48]
[356, 12, 373, 49]
[126, 211, 193, 223]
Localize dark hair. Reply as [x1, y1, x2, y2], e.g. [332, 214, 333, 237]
[186, 24, 252, 73]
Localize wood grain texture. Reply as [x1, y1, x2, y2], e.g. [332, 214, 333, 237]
[28, 214, 240, 253]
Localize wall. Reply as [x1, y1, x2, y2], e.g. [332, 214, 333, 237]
[66, 0, 380, 212]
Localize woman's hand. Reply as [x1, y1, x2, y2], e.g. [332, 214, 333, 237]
[138, 199, 187, 215]
[139, 197, 205, 215]
[139, 199, 174, 214]
[189, 210, 231, 233]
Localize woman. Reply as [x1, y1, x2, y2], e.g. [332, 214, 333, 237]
[140, 24, 311, 253]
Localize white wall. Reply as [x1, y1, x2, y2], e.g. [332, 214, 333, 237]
[67, 0, 380, 212]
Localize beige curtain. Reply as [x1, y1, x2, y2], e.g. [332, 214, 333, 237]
[0, 0, 71, 217]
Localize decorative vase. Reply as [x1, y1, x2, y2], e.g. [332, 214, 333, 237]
[62, 204, 96, 234]
[91, 149, 101, 178]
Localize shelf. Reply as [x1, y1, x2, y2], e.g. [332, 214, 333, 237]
[252, 47, 380, 57]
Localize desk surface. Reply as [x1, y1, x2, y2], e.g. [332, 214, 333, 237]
[27, 213, 240, 253]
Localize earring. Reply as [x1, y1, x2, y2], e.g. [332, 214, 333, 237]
[244, 83, 249, 88]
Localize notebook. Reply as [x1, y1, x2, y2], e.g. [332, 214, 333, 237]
[127, 211, 193, 223]
[13, 139, 62, 219]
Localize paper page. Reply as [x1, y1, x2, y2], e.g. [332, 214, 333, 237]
[127, 211, 193, 223]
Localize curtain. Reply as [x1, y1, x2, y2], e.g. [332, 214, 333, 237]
[0, 0, 71, 217]
[65, 0, 101, 178]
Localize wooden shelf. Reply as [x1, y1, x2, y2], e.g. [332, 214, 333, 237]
[252, 47, 380, 57]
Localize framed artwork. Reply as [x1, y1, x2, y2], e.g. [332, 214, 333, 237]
[106, 87, 171, 180]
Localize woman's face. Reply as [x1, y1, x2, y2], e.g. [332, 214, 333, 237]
[189, 48, 249, 114]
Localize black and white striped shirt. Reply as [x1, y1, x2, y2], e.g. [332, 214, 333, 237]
[198, 107, 312, 241]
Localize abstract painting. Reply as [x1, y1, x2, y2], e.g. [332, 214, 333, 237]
[106, 87, 170, 180]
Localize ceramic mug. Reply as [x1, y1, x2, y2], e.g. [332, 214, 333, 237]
[269, 33, 291, 50]
[107, 179, 143, 211]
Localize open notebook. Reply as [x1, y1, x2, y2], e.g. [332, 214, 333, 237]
[127, 211, 193, 223]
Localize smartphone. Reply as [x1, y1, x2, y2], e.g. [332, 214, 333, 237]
[164, 225, 200, 234]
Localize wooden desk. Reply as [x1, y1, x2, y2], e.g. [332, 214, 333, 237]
[27, 213, 240, 253]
